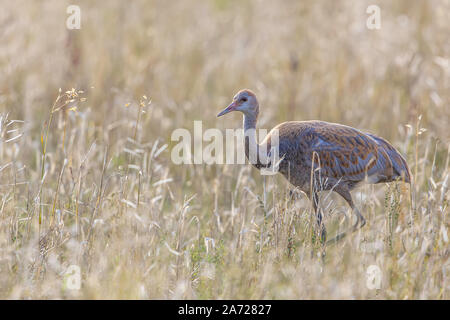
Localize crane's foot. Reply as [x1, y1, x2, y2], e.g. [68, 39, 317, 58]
[319, 226, 327, 245]
[326, 212, 366, 245]
[352, 208, 366, 231]
[289, 189, 301, 201]
[315, 208, 327, 245]
[326, 229, 350, 245]
[358, 215, 366, 229]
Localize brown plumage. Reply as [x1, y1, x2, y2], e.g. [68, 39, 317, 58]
[217, 89, 411, 244]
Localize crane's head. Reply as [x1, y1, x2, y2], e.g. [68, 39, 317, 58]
[217, 89, 259, 118]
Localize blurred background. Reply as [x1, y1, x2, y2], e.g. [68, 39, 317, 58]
[2, 0, 449, 140]
[0, 0, 448, 299]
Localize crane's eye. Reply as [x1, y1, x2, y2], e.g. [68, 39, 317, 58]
[241, 97, 247, 102]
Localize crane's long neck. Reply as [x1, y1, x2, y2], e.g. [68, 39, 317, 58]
[243, 113, 269, 168]
[243, 113, 257, 133]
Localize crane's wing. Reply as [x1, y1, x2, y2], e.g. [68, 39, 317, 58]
[298, 122, 409, 183]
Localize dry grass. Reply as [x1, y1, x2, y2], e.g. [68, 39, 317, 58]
[0, 0, 448, 299]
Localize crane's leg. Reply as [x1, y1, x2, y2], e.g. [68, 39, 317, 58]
[326, 189, 365, 244]
[311, 192, 327, 244]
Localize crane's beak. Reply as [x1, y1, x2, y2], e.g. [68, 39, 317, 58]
[217, 101, 237, 117]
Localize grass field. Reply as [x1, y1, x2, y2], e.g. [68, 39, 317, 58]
[0, 0, 448, 299]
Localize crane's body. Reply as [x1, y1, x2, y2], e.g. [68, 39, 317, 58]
[217, 89, 411, 243]
[261, 120, 410, 192]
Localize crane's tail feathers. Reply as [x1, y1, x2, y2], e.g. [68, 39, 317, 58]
[391, 149, 411, 183]
[368, 134, 411, 184]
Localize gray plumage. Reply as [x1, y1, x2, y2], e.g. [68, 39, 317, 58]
[217, 89, 411, 243]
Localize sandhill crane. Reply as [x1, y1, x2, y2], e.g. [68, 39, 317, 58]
[217, 89, 411, 244]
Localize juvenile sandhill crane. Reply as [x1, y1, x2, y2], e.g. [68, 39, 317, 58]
[217, 89, 411, 243]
